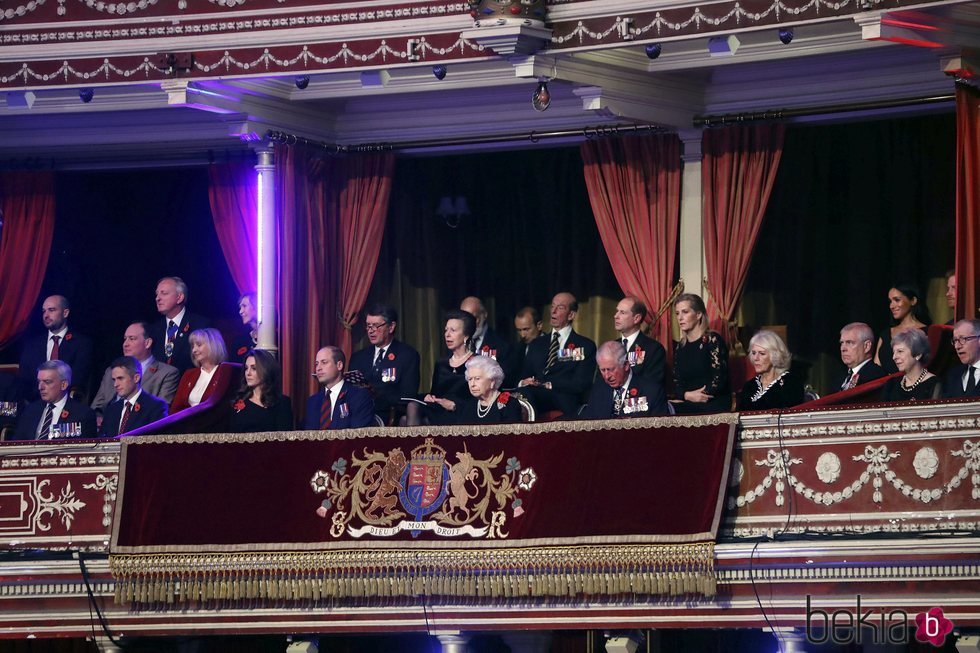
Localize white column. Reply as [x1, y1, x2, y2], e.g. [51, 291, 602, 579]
[678, 128, 705, 300]
[436, 632, 472, 653]
[500, 630, 552, 653]
[254, 147, 278, 354]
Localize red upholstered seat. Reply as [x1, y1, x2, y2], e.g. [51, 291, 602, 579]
[794, 372, 899, 409]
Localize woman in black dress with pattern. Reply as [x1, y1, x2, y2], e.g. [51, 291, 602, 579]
[422, 309, 477, 424]
[456, 355, 523, 424]
[671, 293, 731, 414]
[880, 328, 941, 402]
[736, 330, 805, 411]
[874, 283, 931, 375]
[229, 349, 294, 432]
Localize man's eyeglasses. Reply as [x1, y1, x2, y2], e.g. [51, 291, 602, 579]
[365, 322, 389, 333]
[952, 335, 980, 346]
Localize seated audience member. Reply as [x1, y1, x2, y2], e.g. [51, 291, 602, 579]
[671, 293, 730, 414]
[614, 296, 666, 385]
[12, 361, 96, 440]
[580, 341, 668, 419]
[737, 330, 805, 411]
[880, 328, 940, 402]
[18, 295, 93, 402]
[943, 319, 980, 399]
[945, 270, 956, 326]
[303, 346, 375, 430]
[170, 328, 233, 412]
[874, 283, 931, 375]
[518, 292, 597, 417]
[348, 304, 421, 423]
[837, 322, 886, 392]
[456, 356, 522, 424]
[229, 350, 293, 433]
[513, 306, 546, 384]
[91, 322, 180, 414]
[149, 276, 211, 373]
[100, 357, 168, 437]
[461, 295, 515, 385]
[423, 309, 478, 424]
[230, 291, 259, 364]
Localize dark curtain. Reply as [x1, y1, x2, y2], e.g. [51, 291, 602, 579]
[362, 147, 622, 390]
[742, 113, 955, 393]
[209, 160, 258, 295]
[955, 82, 980, 321]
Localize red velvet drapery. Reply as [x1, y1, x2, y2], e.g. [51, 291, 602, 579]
[208, 161, 259, 295]
[277, 145, 395, 413]
[955, 83, 980, 322]
[702, 124, 785, 346]
[0, 171, 56, 351]
[581, 134, 682, 352]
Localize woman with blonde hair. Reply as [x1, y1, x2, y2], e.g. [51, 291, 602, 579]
[736, 330, 805, 411]
[670, 293, 731, 414]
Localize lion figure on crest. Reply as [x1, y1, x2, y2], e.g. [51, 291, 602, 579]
[363, 448, 407, 520]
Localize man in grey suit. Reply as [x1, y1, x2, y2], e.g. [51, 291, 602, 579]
[91, 321, 180, 416]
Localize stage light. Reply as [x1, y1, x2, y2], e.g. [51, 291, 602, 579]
[532, 80, 551, 112]
[708, 35, 740, 57]
[778, 28, 794, 44]
[432, 65, 447, 80]
[645, 43, 662, 60]
[79, 88, 94, 103]
[295, 75, 310, 90]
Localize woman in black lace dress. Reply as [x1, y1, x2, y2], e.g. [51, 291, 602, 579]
[880, 328, 941, 402]
[736, 330, 805, 411]
[671, 293, 731, 414]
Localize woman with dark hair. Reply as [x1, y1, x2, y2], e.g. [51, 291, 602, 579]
[880, 328, 941, 402]
[229, 349, 294, 432]
[230, 291, 259, 364]
[456, 356, 522, 424]
[874, 283, 932, 375]
[422, 309, 477, 424]
[670, 293, 731, 414]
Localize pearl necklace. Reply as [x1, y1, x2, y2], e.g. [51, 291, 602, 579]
[900, 368, 928, 391]
[477, 392, 499, 419]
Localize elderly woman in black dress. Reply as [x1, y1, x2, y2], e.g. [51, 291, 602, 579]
[880, 328, 940, 402]
[456, 355, 522, 424]
[229, 349, 293, 432]
[671, 293, 731, 414]
[736, 330, 805, 411]
[422, 309, 477, 424]
[874, 283, 932, 374]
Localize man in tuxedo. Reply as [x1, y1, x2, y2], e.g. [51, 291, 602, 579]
[614, 296, 666, 385]
[348, 304, 421, 423]
[91, 321, 180, 415]
[460, 295, 516, 386]
[12, 361, 96, 440]
[512, 306, 545, 386]
[837, 322, 886, 392]
[580, 341, 668, 419]
[17, 295, 93, 402]
[100, 357, 168, 437]
[149, 276, 211, 373]
[303, 346, 375, 430]
[518, 292, 597, 416]
[943, 319, 980, 399]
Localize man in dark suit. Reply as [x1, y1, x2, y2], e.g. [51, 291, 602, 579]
[303, 346, 375, 430]
[518, 292, 597, 416]
[943, 319, 980, 399]
[149, 276, 211, 373]
[512, 306, 546, 386]
[100, 356, 168, 437]
[614, 296, 666, 386]
[837, 322, 887, 392]
[348, 304, 421, 423]
[91, 321, 180, 415]
[581, 341, 668, 419]
[17, 295, 93, 402]
[945, 271, 956, 326]
[461, 296, 516, 386]
[12, 360, 96, 440]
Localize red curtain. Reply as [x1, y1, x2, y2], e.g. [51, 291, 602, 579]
[277, 145, 395, 411]
[955, 83, 980, 321]
[208, 161, 258, 294]
[581, 134, 682, 352]
[702, 124, 785, 345]
[0, 171, 56, 351]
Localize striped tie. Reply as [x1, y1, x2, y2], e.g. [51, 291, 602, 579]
[543, 332, 560, 375]
[37, 403, 55, 439]
[319, 390, 333, 429]
[119, 401, 133, 434]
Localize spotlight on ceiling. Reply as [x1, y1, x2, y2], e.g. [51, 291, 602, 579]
[432, 65, 447, 80]
[79, 88, 94, 103]
[531, 79, 551, 112]
[295, 75, 311, 90]
[778, 28, 794, 44]
[644, 43, 662, 60]
[707, 35, 740, 57]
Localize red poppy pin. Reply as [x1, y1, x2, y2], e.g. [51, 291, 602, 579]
[149, 366, 158, 373]
[700, 335, 709, 345]
[234, 399, 246, 412]
[387, 353, 395, 361]
[183, 324, 190, 333]
[481, 345, 491, 353]
[60, 409, 69, 420]
[629, 388, 638, 397]
[134, 403, 142, 413]
[237, 346, 248, 356]
[497, 391, 510, 405]
[567, 343, 577, 350]
[635, 346, 643, 353]
[65, 333, 73, 341]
